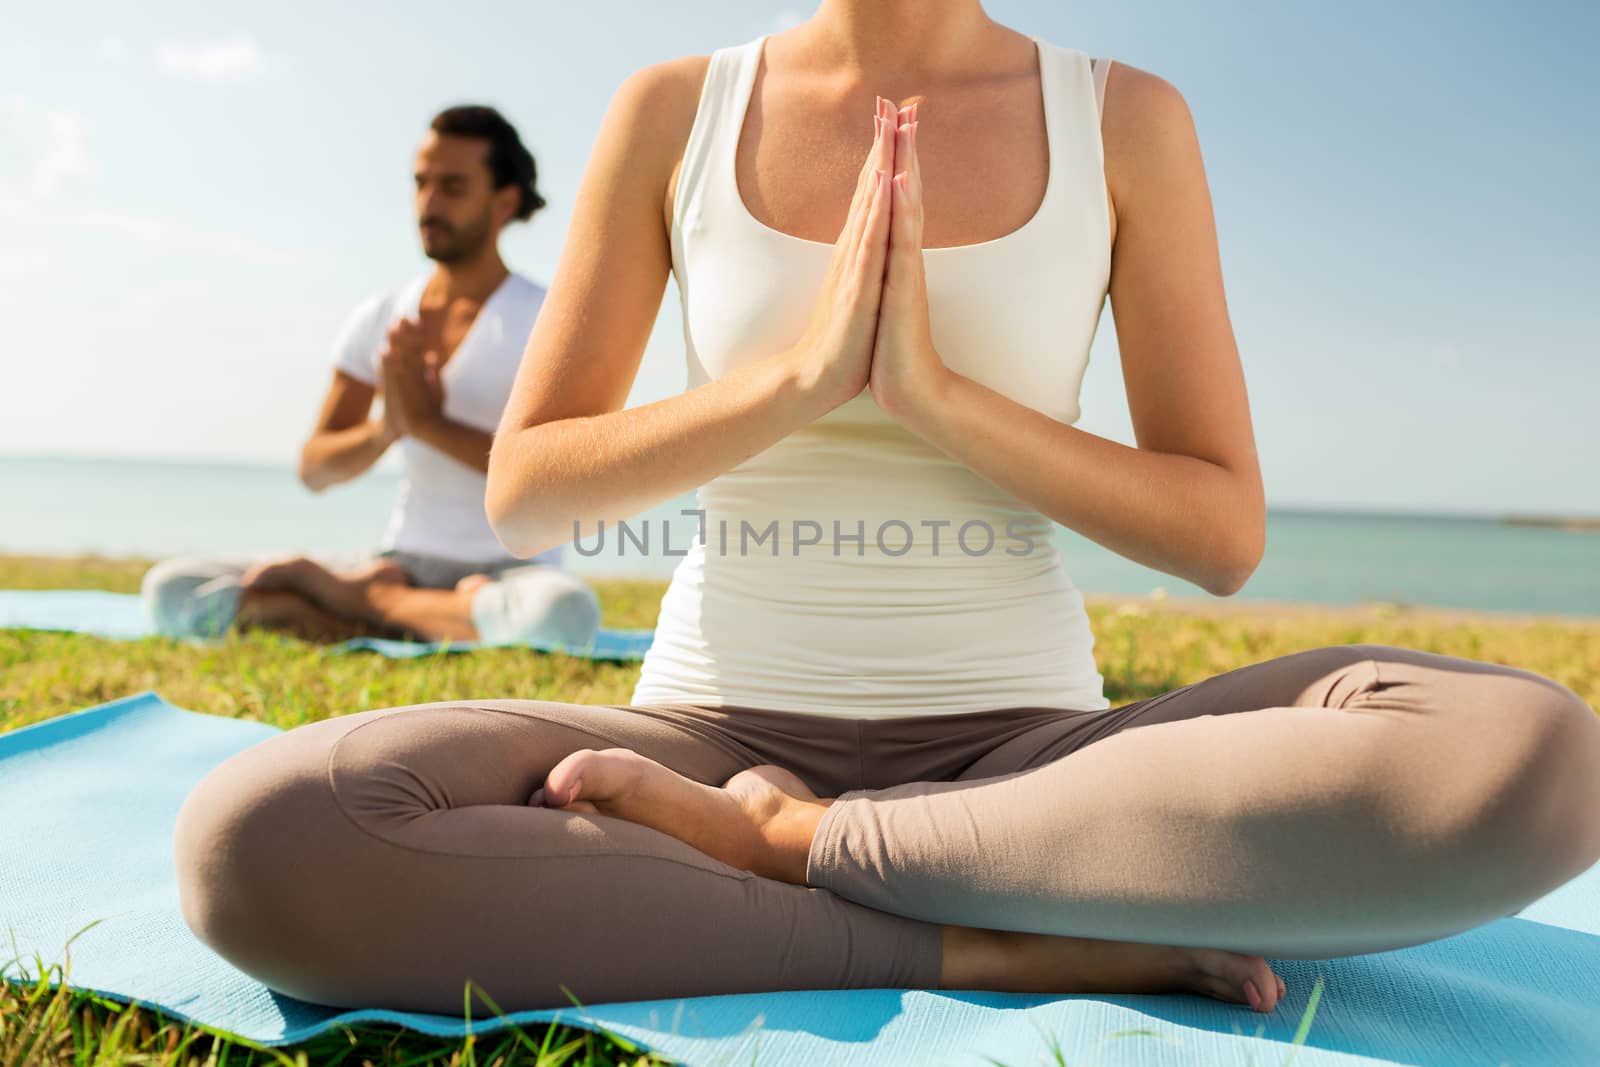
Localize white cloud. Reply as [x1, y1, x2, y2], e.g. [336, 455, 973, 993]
[157, 34, 266, 82]
[95, 34, 130, 63]
[0, 93, 310, 268]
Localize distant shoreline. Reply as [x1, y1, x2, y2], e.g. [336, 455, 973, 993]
[1086, 591, 1600, 628]
[1500, 515, 1600, 532]
[6, 453, 1600, 529]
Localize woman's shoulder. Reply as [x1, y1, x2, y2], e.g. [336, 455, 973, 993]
[614, 31, 769, 138]
[1124, 62, 1191, 104]
[592, 48, 723, 230]
[610, 49, 721, 149]
[1090, 54, 1202, 201]
[608, 42, 757, 235]
[1064, 50, 1191, 130]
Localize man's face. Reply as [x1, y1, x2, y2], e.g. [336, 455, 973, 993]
[412, 131, 506, 262]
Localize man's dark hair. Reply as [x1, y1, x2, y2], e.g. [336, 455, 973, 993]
[429, 104, 547, 221]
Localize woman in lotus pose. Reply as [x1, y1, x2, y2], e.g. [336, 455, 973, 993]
[173, 1, 1600, 1017]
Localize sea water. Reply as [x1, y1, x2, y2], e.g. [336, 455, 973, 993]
[2, 455, 1596, 617]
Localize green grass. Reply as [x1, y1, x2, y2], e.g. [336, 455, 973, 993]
[3, 552, 1595, 1065]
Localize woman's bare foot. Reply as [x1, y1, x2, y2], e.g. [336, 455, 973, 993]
[533, 748, 1289, 1013]
[941, 926, 1287, 1012]
[531, 749, 830, 883]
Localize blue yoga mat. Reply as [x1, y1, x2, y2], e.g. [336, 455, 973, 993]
[0, 589, 155, 640]
[329, 630, 657, 661]
[4, 691, 1599, 1066]
[0, 589, 654, 661]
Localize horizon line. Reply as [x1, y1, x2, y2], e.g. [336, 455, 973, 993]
[4, 450, 1597, 525]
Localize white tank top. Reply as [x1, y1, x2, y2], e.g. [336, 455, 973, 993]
[631, 33, 1115, 718]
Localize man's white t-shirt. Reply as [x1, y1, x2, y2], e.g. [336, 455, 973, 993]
[329, 270, 564, 566]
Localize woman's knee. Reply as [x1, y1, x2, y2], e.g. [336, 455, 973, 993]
[1420, 668, 1600, 896]
[172, 714, 381, 996]
[1326, 648, 1600, 896]
[1505, 678, 1600, 883]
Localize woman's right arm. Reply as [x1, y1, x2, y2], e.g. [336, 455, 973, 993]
[486, 59, 894, 560]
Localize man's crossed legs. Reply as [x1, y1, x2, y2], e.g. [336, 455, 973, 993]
[141, 549, 601, 646]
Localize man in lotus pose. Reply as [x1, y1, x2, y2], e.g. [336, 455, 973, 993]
[142, 105, 600, 646]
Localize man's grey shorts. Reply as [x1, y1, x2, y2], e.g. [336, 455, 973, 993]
[139, 548, 601, 645]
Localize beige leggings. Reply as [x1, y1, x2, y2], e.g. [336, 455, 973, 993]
[172, 643, 1600, 1015]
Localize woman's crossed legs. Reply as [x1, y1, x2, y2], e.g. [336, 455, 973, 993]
[173, 690, 1279, 1014]
[173, 697, 940, 1015]
[542, 643, 1600, 982]
[173, 643, 1600, 1016]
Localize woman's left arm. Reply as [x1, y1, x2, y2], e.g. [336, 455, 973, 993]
[879, 66, 1265, 597]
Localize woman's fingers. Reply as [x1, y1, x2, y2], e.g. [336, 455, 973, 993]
[907, 120, 921, 204]
[893, 117, 922, 243]
[832, 96, 913, 291]
[851, 100, 888, 201]
[880, 104, 922, 286]
[896, 103, 922, 207]
[844, 99, 893, 278]
[784, 99, 900, 409]
[841, 105, 886, 274]
[833, 109, 879, 272]
[854, 163, 891, 297]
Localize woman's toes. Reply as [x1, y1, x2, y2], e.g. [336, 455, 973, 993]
[1246, 967, 1283, 1012]
[537, 747, 643, 808]
[532, 754, 582, 807]
[1187, 949, 1282, 1012]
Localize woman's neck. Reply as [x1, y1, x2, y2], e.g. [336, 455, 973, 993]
[802, 0, 999, 77]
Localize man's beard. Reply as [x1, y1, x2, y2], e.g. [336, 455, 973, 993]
[421, 214, 492, 263]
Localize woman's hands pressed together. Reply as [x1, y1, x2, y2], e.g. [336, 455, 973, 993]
[783, 96, 897, 411]
[783, 95, 951, 422]
[867, 98, 951, 420]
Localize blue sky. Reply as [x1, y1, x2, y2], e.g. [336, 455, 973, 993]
[3, 0, 1595, 518]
